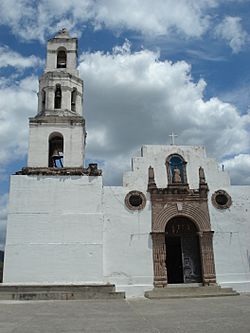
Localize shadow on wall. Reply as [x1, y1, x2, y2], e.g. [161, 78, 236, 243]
[247, 250, 250, 272]
[0, 250, 4, 283]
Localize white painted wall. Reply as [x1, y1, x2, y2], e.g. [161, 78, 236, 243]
[4, 144, 250, 296]
[122, 145, 250, 293]
[28, 123, 85, 167]
[4, 175, 104, 284]
[38, 73, 83, 116]
[123, 145, 230, 191]
[46, 37, 78, 76]
[209, 186, 250, 292]
[103, 187, 154, 297]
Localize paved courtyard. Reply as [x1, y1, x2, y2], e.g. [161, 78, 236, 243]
[0, 294, 249, 333]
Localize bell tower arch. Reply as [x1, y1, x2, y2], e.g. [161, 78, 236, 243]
[28, 28, 86, 168]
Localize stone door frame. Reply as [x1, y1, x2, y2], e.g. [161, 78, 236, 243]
[151, 205, 216, 288]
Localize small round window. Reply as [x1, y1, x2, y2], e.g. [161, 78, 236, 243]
[212, 190, 232, 210]
[125, 191, 146, 211]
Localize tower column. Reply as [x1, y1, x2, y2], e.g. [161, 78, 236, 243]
[47, 87, 55, 110]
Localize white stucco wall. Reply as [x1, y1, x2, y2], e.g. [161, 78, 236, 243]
[38, 73, 83, 116]
[28, 123, 85, 168]
[123, 145, 230, 191]
[46, 38, 78, 76]
[209, 186, 250, 292]
[4, 144, 250, 296]
[103, 187, 154, 297]
[4, 175, 104, 284]
[122, 145, 250, 293]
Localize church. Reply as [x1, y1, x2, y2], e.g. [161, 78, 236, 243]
[3, 29, 250, 298]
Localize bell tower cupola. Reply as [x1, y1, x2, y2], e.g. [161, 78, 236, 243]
[28, 29, 86, 168]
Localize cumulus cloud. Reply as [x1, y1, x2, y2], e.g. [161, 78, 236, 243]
[0, 41, 249, 187]
[214, 16, 248, 53]
[79, 42, 250, 184]
[0, 0, 228, 42]
[0, 76, 38, 168]
[0, 46, 43, 70]
[222, 154, 250, 185]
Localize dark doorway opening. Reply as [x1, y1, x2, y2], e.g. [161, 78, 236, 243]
[165, 217, 202, 284]
[166, 237, 183, 283]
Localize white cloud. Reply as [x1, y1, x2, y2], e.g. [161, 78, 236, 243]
[0, 46, 43, 69]
[0, 76, 38, 168]
[93, 0, 213, 37]
[0, 42, 249, 187]
[79, 42, 250, 184]
[0, 0, 231, 42]
[214, 16, 248, 53]
[222, 154, 250, 185]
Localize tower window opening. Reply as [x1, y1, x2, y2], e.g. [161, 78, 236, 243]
[41, 89, 46, 111]
[57, 50, 67, 68]
[48, 133, 64, 168]
[71, 88, 77, 111]
[54, 84, 62, 109]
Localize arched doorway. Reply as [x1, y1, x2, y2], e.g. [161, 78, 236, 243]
[165, 216, 202, 284]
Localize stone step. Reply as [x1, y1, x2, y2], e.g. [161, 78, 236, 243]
[0, 284, 125, 301]
[0, 284, 115, 293]
[145, 286, 239, 299]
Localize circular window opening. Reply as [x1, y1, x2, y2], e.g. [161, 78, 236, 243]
[125, 191, 146, 211]
[129, 195, 143, 207]
[215, 194, 228, 206]
[212, 190, 232, 210]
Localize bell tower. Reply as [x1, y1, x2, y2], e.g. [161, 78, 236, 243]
[28, 28, 86, 168]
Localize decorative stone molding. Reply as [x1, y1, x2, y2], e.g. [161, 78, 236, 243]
[199, 231, 217, 285]
[153, 202, 211, 233]
[125, 191, 146, 211]
[16, 164, 102, 176]
[211, 190, 232, 210]
[151, 232, 167, 287]
[148, 165, 217, 287]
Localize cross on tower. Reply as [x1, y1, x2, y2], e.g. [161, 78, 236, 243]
[169, 131, 178, 145]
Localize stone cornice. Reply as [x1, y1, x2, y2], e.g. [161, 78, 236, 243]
[40, 72, 83, 84]
[29, 115, 85, 125]
[16, 164, 102, 177]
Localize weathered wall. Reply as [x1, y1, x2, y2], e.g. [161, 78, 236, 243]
[46, 37, 78, 76]
[123, 145, 250, 292]
[123, 145, 230, 191]
[103, 187, 153, 297]
[4, 175, 104, 284]
[209, 186, 250, 292]
[4, 145, 250, 296]
[28, 123, 85, 168]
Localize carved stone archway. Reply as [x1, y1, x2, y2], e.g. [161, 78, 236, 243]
[148, 165, 216, 288]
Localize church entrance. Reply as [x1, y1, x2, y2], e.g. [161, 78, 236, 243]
[165, 217, 202, 284]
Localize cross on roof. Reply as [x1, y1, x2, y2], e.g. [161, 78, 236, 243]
[169, 131, 178, 145]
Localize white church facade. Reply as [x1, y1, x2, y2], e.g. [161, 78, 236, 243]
[3, 30, 250, 298]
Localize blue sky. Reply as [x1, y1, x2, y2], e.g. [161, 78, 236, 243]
[0, 0, 250, 248]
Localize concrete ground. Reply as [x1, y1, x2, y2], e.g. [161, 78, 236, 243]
[0, 294, 249, 333]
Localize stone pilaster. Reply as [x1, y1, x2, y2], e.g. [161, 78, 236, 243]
[199, 231, 216, 285]
[151, 232, 167, 287]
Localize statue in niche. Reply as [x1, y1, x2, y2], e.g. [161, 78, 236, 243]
[172, 165, 182, 183]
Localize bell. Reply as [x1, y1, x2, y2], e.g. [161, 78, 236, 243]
[58, 60, 66, 67]
[51, 148, 63, 168]
[55, 90, 61, 98]
[51, 148, 63, 160]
